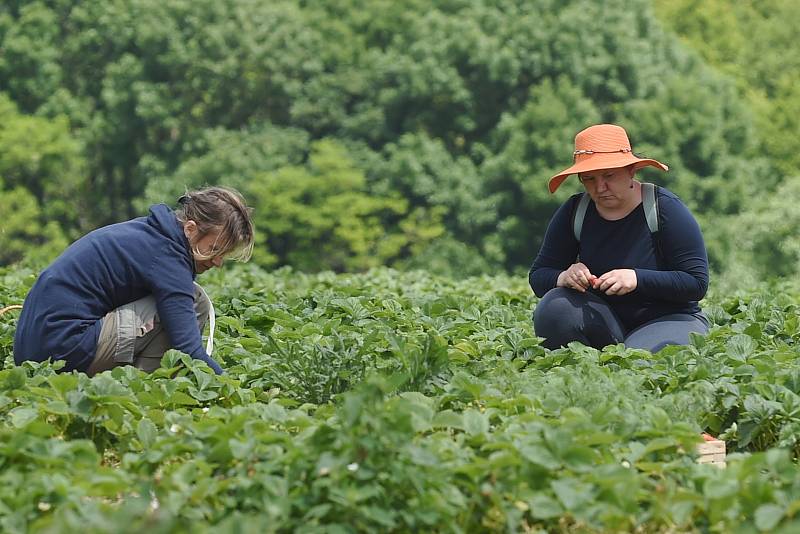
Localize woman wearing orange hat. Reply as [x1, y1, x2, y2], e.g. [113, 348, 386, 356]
[529, 124, 709, 353]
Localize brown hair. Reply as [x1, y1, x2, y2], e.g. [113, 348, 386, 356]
[175, 186, 254, 262]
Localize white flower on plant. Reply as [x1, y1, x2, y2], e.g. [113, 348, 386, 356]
[169, 424, 181, 433]
[347, 462, 359, 472]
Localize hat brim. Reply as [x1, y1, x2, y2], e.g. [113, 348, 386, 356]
[548, 154, 668, 193]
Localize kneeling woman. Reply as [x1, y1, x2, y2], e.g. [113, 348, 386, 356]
[14, 186, 254, 375]
[529, 124, 709, 353]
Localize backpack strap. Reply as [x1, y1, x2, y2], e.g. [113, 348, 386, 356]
[572, 193, 591, 241]
[642, 182, 664, 268]
[641, 182, 659, 233]
[194, 282, 216, 356]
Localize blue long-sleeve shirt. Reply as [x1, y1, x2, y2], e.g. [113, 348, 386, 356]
[529, 187, 709, 331]
[13, 204, 223, 374]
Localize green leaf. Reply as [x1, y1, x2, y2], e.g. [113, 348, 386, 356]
[754, 503, 783, 532]
[3, 368, 27, 390]
[47, 373, 79, 396]
[41, 400, 71, 417]
[529, 492, 563, 519]
[644, 437, 678, 455]
[432, 410, 464, 429]
[169, 392, 200, 406]
[189, 387, 218, 401]
[519, 444, 560, 470]
[359, 506, 397, 528]
[463, 409, 489, 436]
[453, 340, 480, 358]
[703, 478, 738, 500]
[726, 334, 755, 362]
[9, 407, 38, 428]
[561, 446, 596, 470]
[193, 369, 213, 390]
[229, 439, 254, 460]
[743, 322, 762, 339]
[137, 419, 157, 448]
[551, 478, 595, 511]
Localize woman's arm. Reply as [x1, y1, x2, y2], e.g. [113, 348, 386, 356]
[634, 194, 709, 302]
[529, 197, 581, 297]
[149, 253, 225, 374]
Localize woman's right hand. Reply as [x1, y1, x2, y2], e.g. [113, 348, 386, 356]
[556, 262, 597, 293]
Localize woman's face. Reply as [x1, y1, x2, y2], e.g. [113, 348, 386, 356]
[184, 221, 226, 274]
[578, 166, 636, 209]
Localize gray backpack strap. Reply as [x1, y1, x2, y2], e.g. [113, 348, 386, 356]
[572, 193, 591, 241]
[641, 182, 659, 233]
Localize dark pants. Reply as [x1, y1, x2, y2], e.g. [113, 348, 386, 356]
[533, 287, 708, 353]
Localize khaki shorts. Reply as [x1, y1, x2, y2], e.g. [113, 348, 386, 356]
[86, 283, 211, 376]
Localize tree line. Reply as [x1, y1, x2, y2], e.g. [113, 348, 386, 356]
[0, 0, 795, 281]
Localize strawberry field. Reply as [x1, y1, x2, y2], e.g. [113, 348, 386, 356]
[2, 265, 800, 533]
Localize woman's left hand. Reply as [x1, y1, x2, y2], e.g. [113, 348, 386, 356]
[593, 269, 637, 295]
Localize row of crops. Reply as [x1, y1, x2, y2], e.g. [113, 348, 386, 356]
[2, 265, 800, 532]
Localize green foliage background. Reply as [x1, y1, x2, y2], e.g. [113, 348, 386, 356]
[0, 0, 796, 280]
[4, 3, 800, 529]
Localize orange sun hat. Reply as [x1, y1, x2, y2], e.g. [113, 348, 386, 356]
[548, 124, 669, 193]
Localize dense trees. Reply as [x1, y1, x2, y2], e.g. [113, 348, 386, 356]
[0, 0, 793, 279]
[654, 0, 800, 281]
[0, 94, 80, 264]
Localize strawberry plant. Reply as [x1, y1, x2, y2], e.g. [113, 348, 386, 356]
[3, 266, 800, 532]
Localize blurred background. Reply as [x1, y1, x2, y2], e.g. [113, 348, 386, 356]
[0, 0, 797, 284]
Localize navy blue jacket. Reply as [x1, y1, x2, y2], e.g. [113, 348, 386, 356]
[13, 205, 223, 374]
[529, 187, 709, 331]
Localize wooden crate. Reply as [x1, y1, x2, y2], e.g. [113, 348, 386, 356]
[697, 434, 726, 467]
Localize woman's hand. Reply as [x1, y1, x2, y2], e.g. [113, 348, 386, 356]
[557, 262, 596, 293]
[593, 269, 637, 295]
